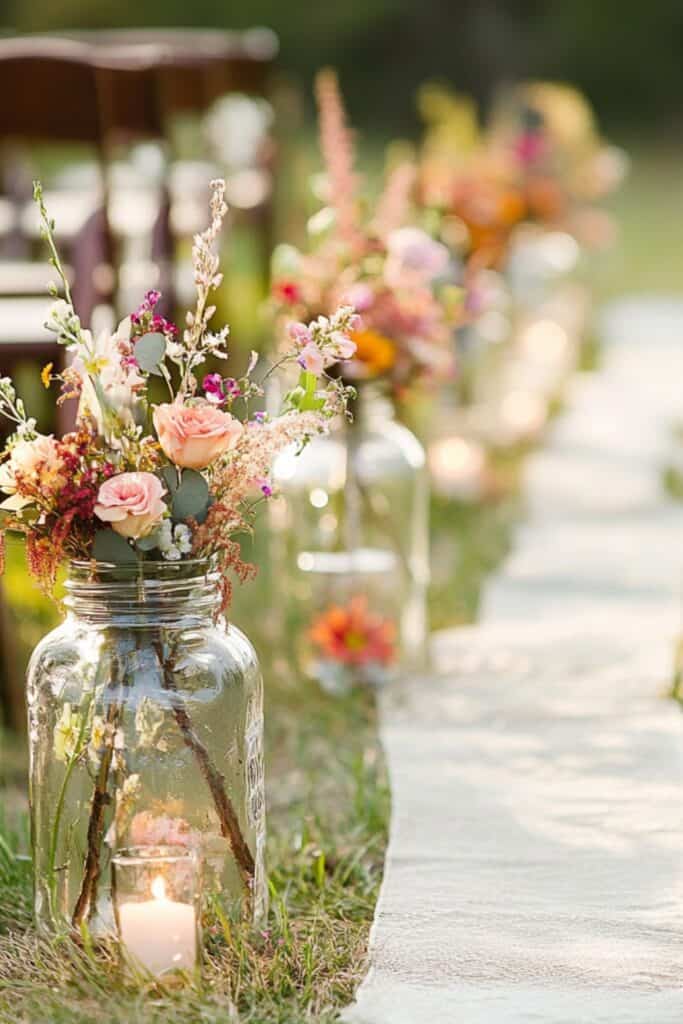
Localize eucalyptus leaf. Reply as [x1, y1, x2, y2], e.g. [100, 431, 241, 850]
[134, 332, 166, 376]
[135, 530, 161, 552]
[194, 494, 214, 525]
[161, 466, 180, 494]
[172, 469, 210, 521]
[92, 529, 138, 564]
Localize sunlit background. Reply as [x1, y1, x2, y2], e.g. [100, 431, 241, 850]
[0, 0, 681, 811]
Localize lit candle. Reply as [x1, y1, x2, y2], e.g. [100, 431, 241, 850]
[118, 875, 197, 977]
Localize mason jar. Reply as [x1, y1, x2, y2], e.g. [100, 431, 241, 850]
[26, 558, 266, 936]
[271, 386, 430, 690]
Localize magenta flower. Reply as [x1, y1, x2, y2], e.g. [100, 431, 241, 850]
[513, 131, 546, 166]
[202, 373, 224, 400]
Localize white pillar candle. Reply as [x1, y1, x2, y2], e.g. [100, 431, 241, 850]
[118, 876, 197, 976]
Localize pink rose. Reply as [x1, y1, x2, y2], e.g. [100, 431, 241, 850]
[94, 472, 166, 539]
[153, 402, 243, 469]
[0, 434, 64, 511]
[297, 342, 324, 375]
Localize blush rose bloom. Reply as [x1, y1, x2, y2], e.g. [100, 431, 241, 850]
[153, 402, 243, 470]
[0, 434, 64, 511]
[94, 472, 167, 539]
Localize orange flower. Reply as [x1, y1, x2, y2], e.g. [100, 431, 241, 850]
[41, 362, 54, 389]
[350, 329, 397, 377]
[309, 595, 396, 667]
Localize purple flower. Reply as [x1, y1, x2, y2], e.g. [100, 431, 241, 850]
[145, 289, 162, 309]
[253, 410, 267, 424]
[257, 478, 273, 497]
[343, 283, 374, 313]
[385, 227, 450, 284]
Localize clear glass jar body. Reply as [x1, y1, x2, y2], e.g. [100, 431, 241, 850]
[26, 560, 266, 935]
[271, 388, 430, 692]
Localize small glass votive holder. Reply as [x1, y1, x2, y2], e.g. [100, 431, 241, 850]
[111, 846, 202, 979]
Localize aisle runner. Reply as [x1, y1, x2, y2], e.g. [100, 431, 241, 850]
[344, 297, 683, 1024]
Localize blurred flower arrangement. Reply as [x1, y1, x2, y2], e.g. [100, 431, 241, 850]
[309, 595, 397, 693]
[0, 179, 357, 606]
[417, 81, 627, 269]
[271, 69, 464, 393]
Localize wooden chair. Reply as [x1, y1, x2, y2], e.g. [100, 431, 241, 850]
[0, 38, 116, 371]
[68, 29, 279, 296]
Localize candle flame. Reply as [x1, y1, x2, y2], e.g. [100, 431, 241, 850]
[151, 875, 166, 901]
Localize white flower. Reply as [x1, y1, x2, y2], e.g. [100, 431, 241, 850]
[74, 317, 145, 436]
[121, 773, 141, 800]
[159, 522, 193, 560]
[135, 698, 167, 750]
[53, 703, 84, 763]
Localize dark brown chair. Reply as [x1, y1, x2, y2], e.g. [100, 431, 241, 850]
[0, 38, 116, 354]
[66, 29, 279, 294]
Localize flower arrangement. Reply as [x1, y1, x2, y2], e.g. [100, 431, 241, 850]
[417, 82, 626, 268]
[308, 594, 397, 692]
[271, 69, 463, 393]
[0, 179, 358, 606]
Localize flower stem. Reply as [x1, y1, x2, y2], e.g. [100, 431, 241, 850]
[71, 703, 118, 928]
[47, 700, 92, 922]
[155, 639, 255, 890]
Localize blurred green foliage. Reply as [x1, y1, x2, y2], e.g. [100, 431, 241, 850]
[2, 0, 683, 134]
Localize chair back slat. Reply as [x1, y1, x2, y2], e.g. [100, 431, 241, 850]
[0, 38, 102, 143]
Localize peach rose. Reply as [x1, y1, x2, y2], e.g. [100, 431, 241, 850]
[153, 401, 243, 470]
[94, 472, 166, 539]
[0, 434, 64, 511]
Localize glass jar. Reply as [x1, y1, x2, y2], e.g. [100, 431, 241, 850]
[26, 559, 266, 936]
[271, 386, 430, 690]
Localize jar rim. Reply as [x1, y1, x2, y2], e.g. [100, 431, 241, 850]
[63, 555, 222, 623]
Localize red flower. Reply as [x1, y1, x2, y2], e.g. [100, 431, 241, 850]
[272, 280, 301, 305]
[309, 595, 396, 667]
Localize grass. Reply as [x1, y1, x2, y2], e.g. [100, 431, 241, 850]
[0, 683, 389, 1023]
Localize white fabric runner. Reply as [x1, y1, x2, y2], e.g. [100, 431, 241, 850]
[343, 296, 683, 1023]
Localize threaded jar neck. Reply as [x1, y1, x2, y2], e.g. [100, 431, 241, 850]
[64, 558, 222, 626]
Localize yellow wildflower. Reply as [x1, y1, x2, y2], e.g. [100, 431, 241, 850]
[41, 362, 53, 389]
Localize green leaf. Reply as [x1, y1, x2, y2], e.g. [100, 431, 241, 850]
[135, 530, 161, 552]
[92, 529, 137, 564]
[194, 494, 213, 525]
[172, 469, 210, 521]
[134, 332, 166, 376]
[161, 466, 180, 494]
